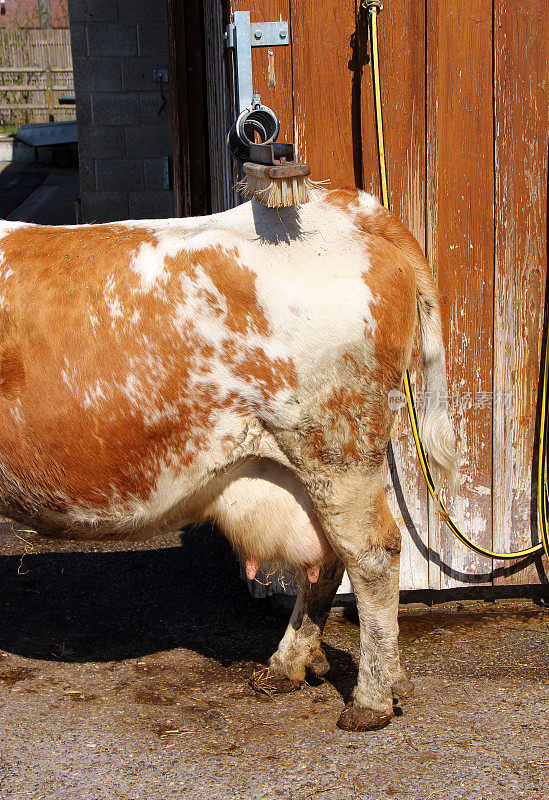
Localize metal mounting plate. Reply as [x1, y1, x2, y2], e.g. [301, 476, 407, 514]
[250, 21, 289, 47]
[226, 19, 289, 49]
[226, 12, 290, 114]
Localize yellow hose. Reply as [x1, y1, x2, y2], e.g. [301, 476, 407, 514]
[367, 3, 548, 561]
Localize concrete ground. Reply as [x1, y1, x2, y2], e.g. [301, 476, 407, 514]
[0, 522, 547, 800]
[0, 161, 79, 224]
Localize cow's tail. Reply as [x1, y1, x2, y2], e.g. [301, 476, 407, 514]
[414, 259, 459, 488]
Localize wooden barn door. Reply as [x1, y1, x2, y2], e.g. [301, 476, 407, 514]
[202, 0, 548, 590]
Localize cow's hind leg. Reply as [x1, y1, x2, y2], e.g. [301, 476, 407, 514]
[261, 556, 345, 692]
[308, 471, 412, 731]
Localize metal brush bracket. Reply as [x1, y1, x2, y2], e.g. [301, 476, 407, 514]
[225, 11, 289, 161]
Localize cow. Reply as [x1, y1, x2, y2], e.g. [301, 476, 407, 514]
[0, 188, 457, 731]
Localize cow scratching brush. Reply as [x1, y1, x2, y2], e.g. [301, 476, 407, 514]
[238, 143, 316, 208]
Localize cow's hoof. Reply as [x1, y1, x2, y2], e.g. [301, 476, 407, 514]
[250, 667, 302, 695]
[336, 702, 394, 732]
[307, 649, 330, 677]
[392, 672, 415, 700]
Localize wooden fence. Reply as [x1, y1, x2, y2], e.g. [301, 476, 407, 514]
[0, 28, 75, 126]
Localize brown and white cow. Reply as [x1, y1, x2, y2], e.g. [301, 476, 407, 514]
[0, 188, 457, 731]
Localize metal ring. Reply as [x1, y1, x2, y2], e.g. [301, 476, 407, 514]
[227, 105, 280, 161]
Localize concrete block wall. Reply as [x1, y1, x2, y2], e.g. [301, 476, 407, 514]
[68, 0, 174, 222]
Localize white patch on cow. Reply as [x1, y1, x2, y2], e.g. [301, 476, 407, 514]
[122, 373, 142, 404]
[83, 381, 106, 410]
[2, 267, 13, 281]
[153, 196, 382, 431]
[174, 266, 228, 350]
[145, 402, 180, 426]
[104, 274, 123, 321]
[357, 192, 382, 216]
[61, 358, 86, 401]
[0, 221, 28, 239]
[61, 369, 71, 388]
[183, 229, 229, 253]
[88, 309, 100, 336]
[130, 242, 168, 292]
[9, 399, 23, 425]
[217, 196, 378, 390]
[129, 231, 191, 293]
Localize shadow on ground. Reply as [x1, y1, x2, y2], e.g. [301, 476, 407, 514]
[0, 162, 49, 218]
[0, 525, 301, 665]
[0, 525, 352, 696]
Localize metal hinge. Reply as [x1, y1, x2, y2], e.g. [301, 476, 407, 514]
[225, 11, 289, 114]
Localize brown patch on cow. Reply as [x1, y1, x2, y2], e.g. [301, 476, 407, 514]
[0, 308, 12, 340]
[327, 189, 421, 388]
[230, 346, 297, 403]
[306, 425, 331, 465]
[305, 378, 392, 471]
[327, 188, 439, 343]
[191, 246, 271, 337]
[372, 489, 401, 556]
[355, 202, 441, 326]
[165, 246, 292, 408]
[1, 223, 159, 287]
[362, 233, 417, 387]
[320, 385, 363, 461]
[324, 188, 361, 213]
[355, 202, 424, 264]
[350, 234, 417, 469]
[0, 345, 25, 396]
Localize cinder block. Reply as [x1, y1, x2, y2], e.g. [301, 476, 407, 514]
[92, 92, 141, 126]
[96, 158, 144, 192]
[121, 56, 169, 92]
[137, 22, 168, 57]
[74, 91, 93, 127]
[73, 57, 122, 93]
[69, 21, 88, 57]
[129, 190, 175, 220]
[140, 91, 170, 125]
[78, 156, 96, 193]
[143, 158, 168, 191]
[69, 0, 118, 23]
[87, 22, 137, 57]
[82, 191, 130, 224]
[117, 0, 158, 23]
[77, 125, 126, 158]
[125, 125, 172, 158]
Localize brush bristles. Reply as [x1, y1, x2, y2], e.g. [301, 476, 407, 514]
[237, 173, 314, 207]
